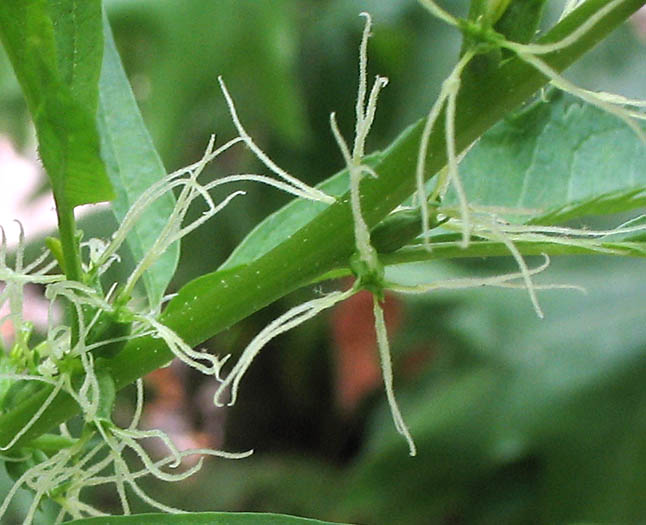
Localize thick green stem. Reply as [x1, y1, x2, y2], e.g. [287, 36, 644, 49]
[0, 0, 643, 451]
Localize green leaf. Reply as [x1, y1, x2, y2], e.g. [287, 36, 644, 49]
[467, 0, 513, 26]
[94, 369, 116, 420]
[0, 0, 58, 112]
[96, 12, 178, 307]
[0, 0, 114, 208]
[63, 511, 353, 525]
[0, 358, 19, 408]
[36, 86, 114, 207]
[453, 91, 646, 224]
[48, 0, 104, 111]
[219, 166, 349, 270]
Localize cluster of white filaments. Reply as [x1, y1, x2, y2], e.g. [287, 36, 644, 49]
[214, 12, 421, 456]
[213, 1, 646, 458]
[3, 2, 646, 521]
[0, 378, 251, 523]
[0, 76, 332, 522]
[329, 13, 417, 455]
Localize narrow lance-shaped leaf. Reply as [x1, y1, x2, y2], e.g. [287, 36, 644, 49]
[97, 12, 178, 307]
[494, 0, 548, 46]
[222, 91, 646, 270]
[0, 0, 114, 208]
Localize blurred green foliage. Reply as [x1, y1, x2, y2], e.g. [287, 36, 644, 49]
[2, 1, 646, 523]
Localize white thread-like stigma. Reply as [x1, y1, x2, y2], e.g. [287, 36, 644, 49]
[373, 300, 417, 456]
[330, 12, 418, 456]
[213, 289, 353, 407]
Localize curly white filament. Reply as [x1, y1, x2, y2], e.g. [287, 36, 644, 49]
[213, 289, 354, 407]
[218, 76, 335, 205]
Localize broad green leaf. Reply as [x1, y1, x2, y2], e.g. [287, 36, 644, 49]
[454, 91, 646, 224]
[64, 511, 353, 525]
[0, 0, 114, 207]
[97, 13, 178, 307]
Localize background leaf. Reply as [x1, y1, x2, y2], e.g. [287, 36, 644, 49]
[64, 511, 353, 525]
[453, 90, 646, 224]
[342, 257, 646, 523]
[106, 0, 309, 169]
[97, 13, 178, 306]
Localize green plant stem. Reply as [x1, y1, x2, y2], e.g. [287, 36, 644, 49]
[311, 240, 646, 282]
[54, 199, 84, 346]
[0, 0, 643, 451]
[54, 202, 82, 283]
